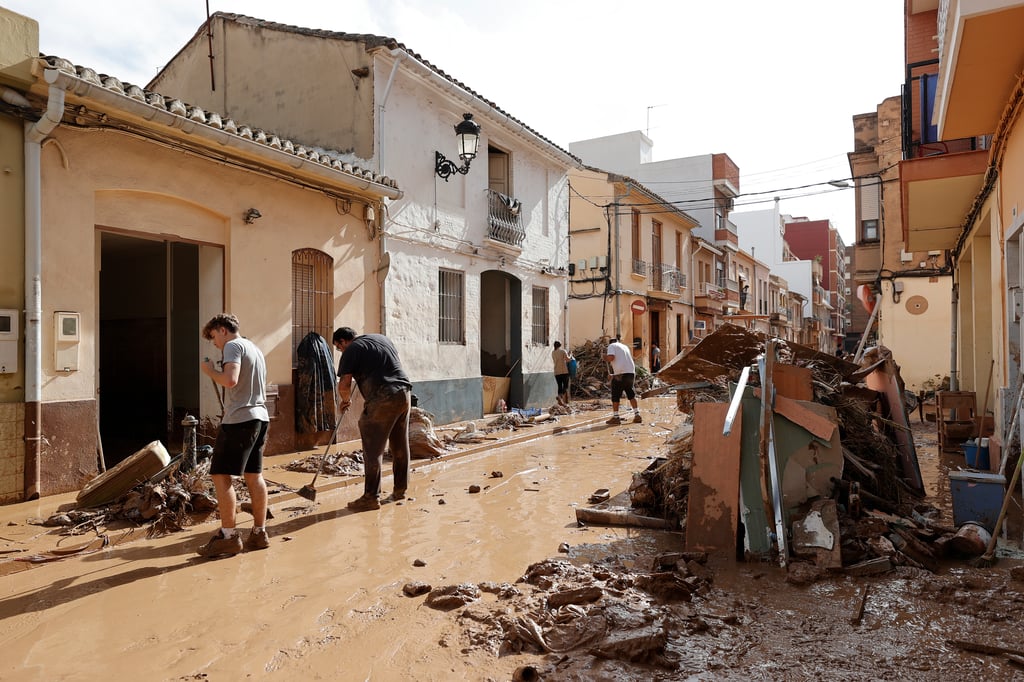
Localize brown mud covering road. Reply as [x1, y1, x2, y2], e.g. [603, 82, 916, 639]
[1, 397, 1023, 680]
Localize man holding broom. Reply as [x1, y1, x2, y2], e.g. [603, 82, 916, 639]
[333, 326, 412, 511]
[196, 313, 271, 557]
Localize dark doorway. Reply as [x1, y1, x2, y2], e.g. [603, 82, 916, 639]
[479, 270, 522, 409]
[99, 234, 203, 464]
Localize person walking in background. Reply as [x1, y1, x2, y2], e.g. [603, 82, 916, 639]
[651, 343, 662, 374]
[196, 313, 271, 557]
[333, 326, 413, 511]
[551, 341, 574, 406]
[605, 337, 641, 425]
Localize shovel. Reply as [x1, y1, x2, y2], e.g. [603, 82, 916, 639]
[297, 408, 348, 502]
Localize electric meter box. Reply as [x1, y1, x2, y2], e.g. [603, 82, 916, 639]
[0, 309, 18, 374]
[54, 311, 80, 372]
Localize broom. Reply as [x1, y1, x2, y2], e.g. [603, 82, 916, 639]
[974, 445, 1024, 567]
[297, 407, 348, 502]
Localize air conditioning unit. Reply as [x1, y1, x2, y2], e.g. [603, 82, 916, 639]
[724, 197, 735, 211]
[693, 320, 707, 330]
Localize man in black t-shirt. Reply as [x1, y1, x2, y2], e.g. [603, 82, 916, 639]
[333, 327, 412, 511]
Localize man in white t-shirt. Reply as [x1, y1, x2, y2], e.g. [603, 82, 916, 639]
[605, 337, 641, 425]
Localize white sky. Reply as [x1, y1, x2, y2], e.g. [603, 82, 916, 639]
[3, 0, 906, 244]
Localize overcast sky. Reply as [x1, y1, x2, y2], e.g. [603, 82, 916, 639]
[3, 0, 905, 244]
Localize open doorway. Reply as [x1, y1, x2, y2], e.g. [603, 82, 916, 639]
[98, 233, 222, 464]
[480, 269, 522, 410]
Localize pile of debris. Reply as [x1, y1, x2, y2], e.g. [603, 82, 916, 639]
[616, 324, 975, 578]
[39, 459, 218, 538]
[569, 340, 658, 400]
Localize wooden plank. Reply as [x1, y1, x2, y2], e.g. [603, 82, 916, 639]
[753, 384, 834, 441]
[772, 363, 813, 401]
[762, 391, 836, 443]
[686, 402, 742, 553]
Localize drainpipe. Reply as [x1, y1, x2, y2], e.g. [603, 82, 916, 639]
[22, 72, 65, 499]
[375, 55, 405, 336]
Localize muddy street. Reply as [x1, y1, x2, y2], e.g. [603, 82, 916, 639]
[1, 398, 1023, 681]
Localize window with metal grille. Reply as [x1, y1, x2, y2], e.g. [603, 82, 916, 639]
[532, 286, 549, 345]
[291, 249, 333, 367]
[439, 269, 465, 344]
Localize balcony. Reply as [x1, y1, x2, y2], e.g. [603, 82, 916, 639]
[769, 308, 789, 323]
[650, 263, 682, 295]
[632, 258, 648, 276]
[935, 0, 1024, 141]
[486, 189, 526, 248]
[701, 282, 725, 300]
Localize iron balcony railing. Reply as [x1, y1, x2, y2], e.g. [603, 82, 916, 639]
[486, 189, 526, 247]
[650, 263, 678, 293]
[632, 258, 648, 276]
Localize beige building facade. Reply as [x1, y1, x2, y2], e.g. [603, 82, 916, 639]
[0, 8, 399, 502]
[567, 168, 697, 367]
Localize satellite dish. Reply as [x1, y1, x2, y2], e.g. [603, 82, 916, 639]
[375, 252, 391, 284]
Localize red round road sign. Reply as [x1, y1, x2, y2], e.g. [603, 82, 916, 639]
[630, 299, 647, 314]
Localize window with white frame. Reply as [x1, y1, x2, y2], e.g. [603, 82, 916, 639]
[532, 286, 549, 345]
[438, 269, 465, 344]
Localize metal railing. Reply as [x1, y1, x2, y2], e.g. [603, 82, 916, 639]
[486, 189, 526, 247]
[631, 258, 648, 276]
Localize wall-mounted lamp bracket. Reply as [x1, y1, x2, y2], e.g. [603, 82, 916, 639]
[435, 151, 471, 181]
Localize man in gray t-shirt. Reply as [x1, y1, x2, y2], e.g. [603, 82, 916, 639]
[196, 313, 271, 558]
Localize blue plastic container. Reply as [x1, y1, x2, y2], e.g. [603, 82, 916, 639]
[949, 471, 1005, 532]
[963, 442, 990, 469]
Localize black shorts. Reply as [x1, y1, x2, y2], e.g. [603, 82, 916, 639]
[610, 374, 636, 403]
[210, 420, 269, 476]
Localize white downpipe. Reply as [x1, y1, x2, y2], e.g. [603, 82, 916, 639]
[22, 72, 65, 499]
[376, 56, 404, 337]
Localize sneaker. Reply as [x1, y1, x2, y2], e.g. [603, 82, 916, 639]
[633, 413, 643, 424]
[196, 531, 243, 558]
[347, 494, 381, 512]
[606, 415, 622, 425]
[244, 528, 270, 551]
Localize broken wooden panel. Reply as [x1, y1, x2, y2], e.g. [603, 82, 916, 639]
[863, 348, 924, 495]
[686, 402, 742, 554]
[773, 363, 814, 401]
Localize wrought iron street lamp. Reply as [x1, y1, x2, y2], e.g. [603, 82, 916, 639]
[435, 113, 481, 181]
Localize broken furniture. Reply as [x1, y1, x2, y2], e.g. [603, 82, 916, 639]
[937, 391, 977, 453]
[76, 440, 171, 508]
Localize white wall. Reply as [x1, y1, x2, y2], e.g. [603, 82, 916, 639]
[375, 56, 571, 393]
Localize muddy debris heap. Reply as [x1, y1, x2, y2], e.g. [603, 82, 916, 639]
[608, 323, 971, 580]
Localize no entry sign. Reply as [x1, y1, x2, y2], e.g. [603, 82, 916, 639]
[630, 299, 647, 314]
